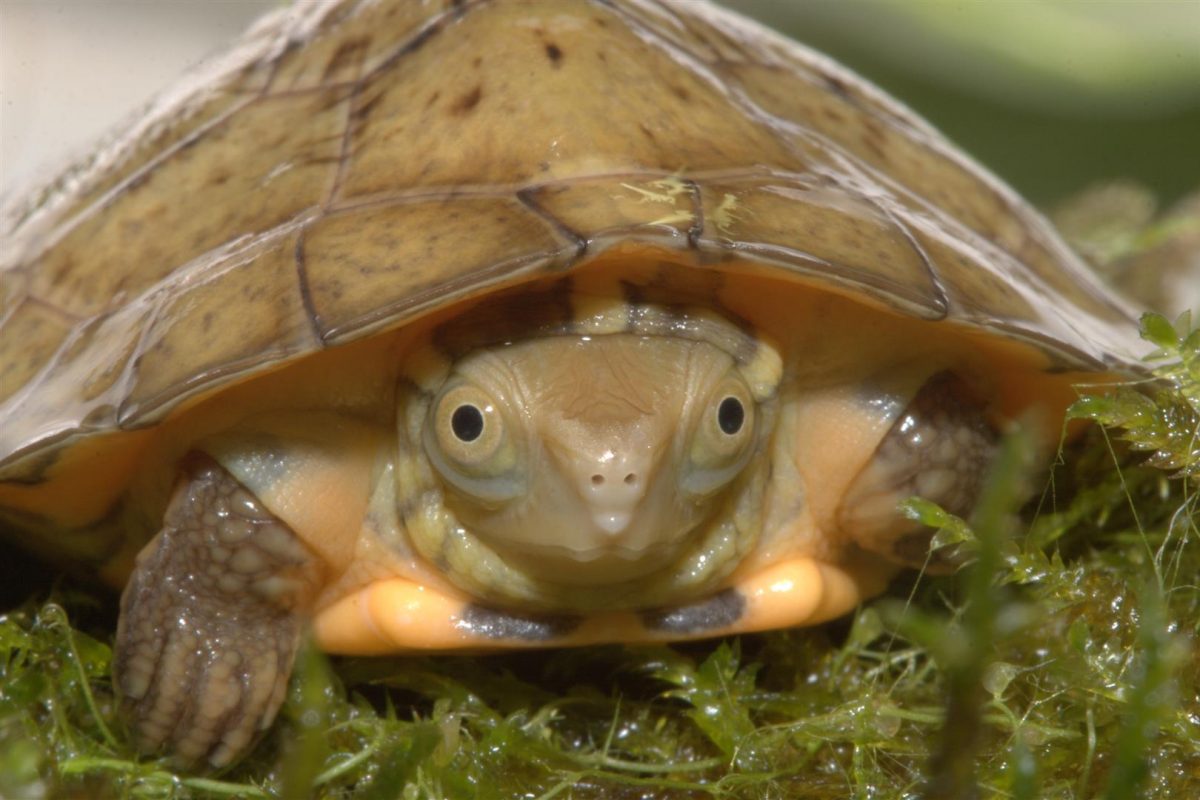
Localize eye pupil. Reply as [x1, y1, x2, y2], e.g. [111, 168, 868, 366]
[451, 404, 485, 442]
[717, 396, 745, 435]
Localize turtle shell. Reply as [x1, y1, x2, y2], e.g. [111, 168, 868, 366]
[0, 0, 1143, 488]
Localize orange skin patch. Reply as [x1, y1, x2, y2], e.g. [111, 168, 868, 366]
[311, 552, 897, 655]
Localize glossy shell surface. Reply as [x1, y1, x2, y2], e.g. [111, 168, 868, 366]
[0, 0, 1142, 484]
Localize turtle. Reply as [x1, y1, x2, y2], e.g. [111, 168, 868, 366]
[0, 0, 1146, 769]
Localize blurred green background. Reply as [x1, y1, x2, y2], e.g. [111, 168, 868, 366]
[728, 0, 1200, 207]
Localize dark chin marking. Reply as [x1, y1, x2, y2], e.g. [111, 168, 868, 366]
[640, 588, 745, 635]
[457, 604, 581, 641]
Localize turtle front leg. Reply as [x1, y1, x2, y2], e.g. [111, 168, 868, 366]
[115, 454, 325, 767]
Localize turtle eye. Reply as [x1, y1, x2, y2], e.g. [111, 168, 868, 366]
[702, 382, 754, 459]
[425, 382, 524, 503]
[839, 371, 999, 571]
[717, 396, 745, 435]
[431, 385, 506, 469]
[682, 376, 757, 496]
[450, 404, 485, 442]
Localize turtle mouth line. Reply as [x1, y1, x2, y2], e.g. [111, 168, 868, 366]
[499, 539, 671, 565]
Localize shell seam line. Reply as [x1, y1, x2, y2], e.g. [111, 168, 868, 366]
[515, 188, 588, 261]
[293, 230, 326, 345]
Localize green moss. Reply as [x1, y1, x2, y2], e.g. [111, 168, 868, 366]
[3, 316, 1199, 798]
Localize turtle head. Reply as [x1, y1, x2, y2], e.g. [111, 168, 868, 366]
[416, 332, 764, 586]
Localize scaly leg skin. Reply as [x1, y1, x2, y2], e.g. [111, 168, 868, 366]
[114, 453, 325, 768]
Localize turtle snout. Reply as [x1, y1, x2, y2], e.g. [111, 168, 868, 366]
[585, 461, 646, 534]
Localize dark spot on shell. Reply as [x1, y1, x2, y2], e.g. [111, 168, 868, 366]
[671, 85, 691, 102]
[351, 90, 384, 129]
[425, 90, 441, 108]
[822, 106, 846, 124]
[639, 122, 656, 142]
[545, 43, 563, 65]
[315, 83, 356, 114]
[321, 36, 369, 81]
[451, 85, 483, 115]
[472, 55, 482, 68]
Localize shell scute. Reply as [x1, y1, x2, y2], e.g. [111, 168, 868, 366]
[332, 0, 805, 201]
[28, 88, 348, 324]
[4, 59, 273, 278]
[693, 178, 946, 318]
[0, 298, 74, 406]
[301, 196, 574, 343]
[128, 231, 319, 420]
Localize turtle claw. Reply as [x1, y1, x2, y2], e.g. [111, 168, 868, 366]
[114, 454, 323, 767]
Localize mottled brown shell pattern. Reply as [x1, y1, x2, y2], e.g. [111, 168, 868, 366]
[0, 0, 1143, 479]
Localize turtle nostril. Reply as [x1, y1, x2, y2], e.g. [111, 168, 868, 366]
[591, 474, 605, 486]
[623, 473, 637, 486]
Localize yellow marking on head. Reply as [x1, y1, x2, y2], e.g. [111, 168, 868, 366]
[393, 451, 425, 495]
[569, 291, 631, 335]
[402, 337, 453, 390]
[741, 331, 784, 400]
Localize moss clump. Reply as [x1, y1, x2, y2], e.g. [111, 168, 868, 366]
[2, 312, 1198, 799]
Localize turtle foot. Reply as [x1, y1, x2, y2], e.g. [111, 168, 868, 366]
[114, 454, 323, 768]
